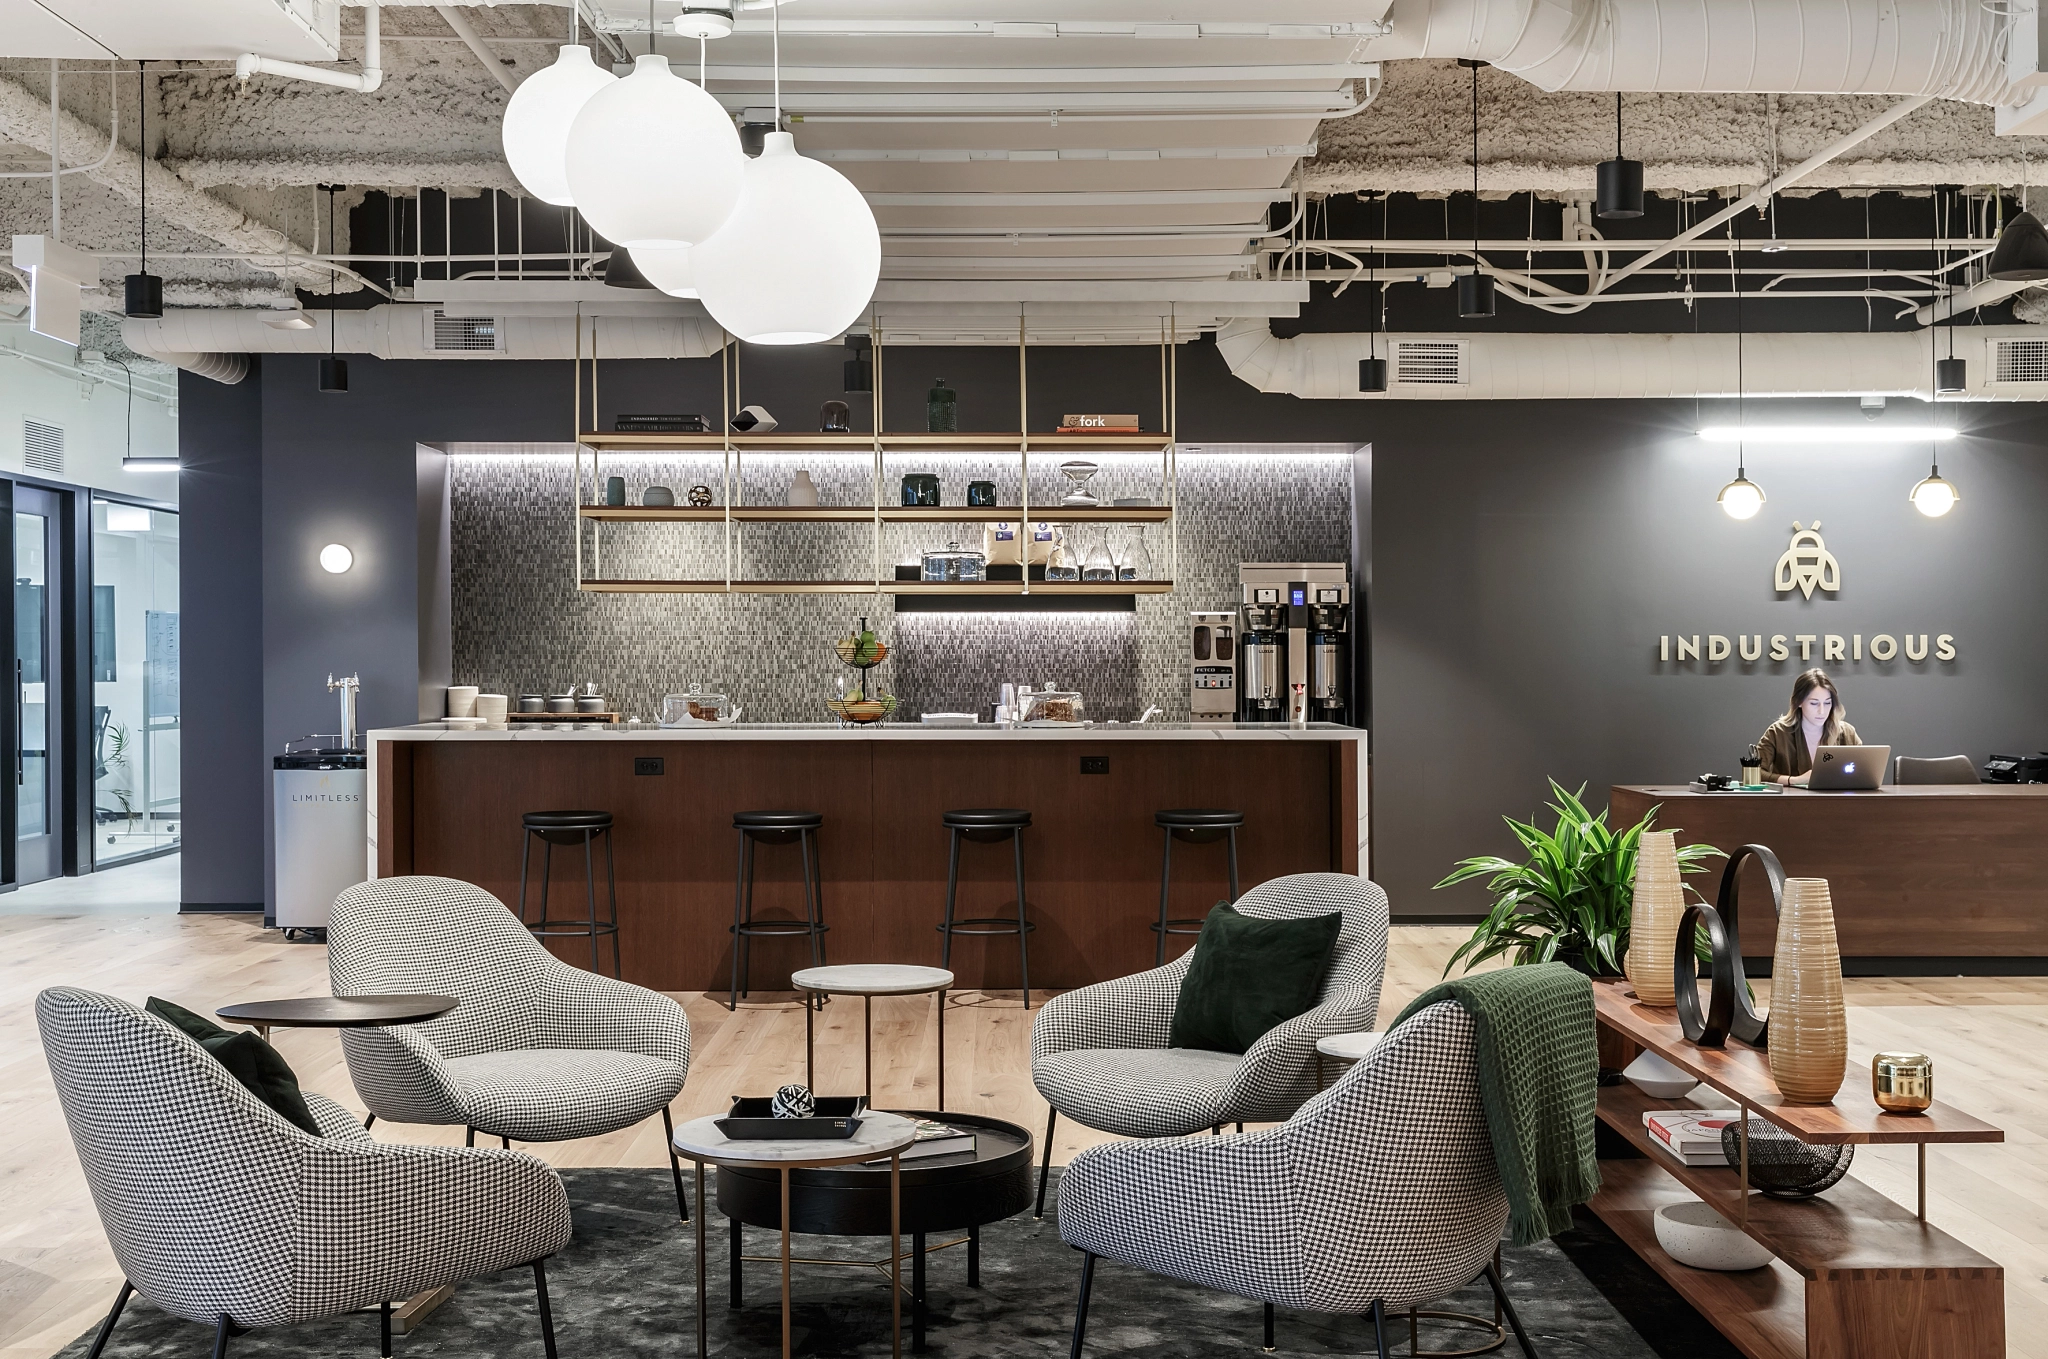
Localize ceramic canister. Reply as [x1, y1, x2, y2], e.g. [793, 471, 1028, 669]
[446, 685, 479, 718]
[1768, 877, 1849, 1104]
[1624, 830, 1685, 1008]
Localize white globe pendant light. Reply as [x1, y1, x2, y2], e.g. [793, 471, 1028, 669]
[694, 132, 881, 344]
[565, 54, 743, 248]
[631, 243, 698, 298]
[501, 45, 615, 207]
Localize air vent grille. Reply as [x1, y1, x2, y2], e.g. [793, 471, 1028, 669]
[1993, 338, 2048, 383]
[1393, 340, 1465, 386]
[23, 420, 63, 475]
[428, 311, 503, 353]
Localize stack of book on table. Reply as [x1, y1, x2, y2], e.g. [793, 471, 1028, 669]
[1643, 1109, 1740, 1167]
[867, 1120, 976, 1165]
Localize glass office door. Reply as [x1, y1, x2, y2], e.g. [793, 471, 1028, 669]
[91, 499, 180, 865]
[15, 486, 63, 884]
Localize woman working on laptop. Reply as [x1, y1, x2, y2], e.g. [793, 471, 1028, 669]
[1756, 669, 1863, 786]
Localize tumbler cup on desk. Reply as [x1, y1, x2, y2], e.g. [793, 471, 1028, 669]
[475, 694, 509, 724]
[446, 686, 479, 719]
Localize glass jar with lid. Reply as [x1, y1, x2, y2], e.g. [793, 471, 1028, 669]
[1016, 686, 1086, 725]
[660, 684, 741, 725]
[920, 541, 988, 582]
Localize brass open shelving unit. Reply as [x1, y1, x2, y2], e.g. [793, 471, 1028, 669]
[569, 314, 1179, 595]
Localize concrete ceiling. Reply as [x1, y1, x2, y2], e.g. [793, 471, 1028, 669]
[0, 2, 2038, 320]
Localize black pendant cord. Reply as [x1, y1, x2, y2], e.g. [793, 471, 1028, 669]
[1615, 91, 1623, 161]
[137, 61, 146, 273]
[1470, 62, 1481, 260]
[328, 186, 338, 356]
[1734, 207, 1746, 481]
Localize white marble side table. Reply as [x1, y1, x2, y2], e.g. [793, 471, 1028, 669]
[1314, 1029, 1383, 1090]
[672, 1110, 917, 1359]
[792, 964, 955, 1108]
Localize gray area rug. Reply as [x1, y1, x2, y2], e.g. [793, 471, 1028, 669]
[60, 1168, 1739, 1359]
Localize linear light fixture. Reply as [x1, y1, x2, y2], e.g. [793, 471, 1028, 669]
[121, 455, 180, 471]
[1698, 425, 1957, 444]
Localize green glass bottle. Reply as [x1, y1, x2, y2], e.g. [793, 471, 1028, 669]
[926, 378, 958, 433]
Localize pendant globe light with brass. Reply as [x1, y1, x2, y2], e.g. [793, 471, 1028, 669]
[1910, 459, 1960, 517]
[1456, 61, 1494, 319]
[1596, 93, 1644, 219]
[693, 0, 880, 342]
[565, 53, 742, 248]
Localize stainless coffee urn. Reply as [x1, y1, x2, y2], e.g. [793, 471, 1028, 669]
[1189, 611, 1238, 724]
[1238, 563, 1352, 725]
[1236, 599, 1287, 723]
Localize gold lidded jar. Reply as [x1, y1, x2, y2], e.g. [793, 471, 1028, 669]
[1872, 1052, 1934, 1114]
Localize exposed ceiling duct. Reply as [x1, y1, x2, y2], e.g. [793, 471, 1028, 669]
[1363, 0, 2013, 104]
[1215, 318, 2048, 401]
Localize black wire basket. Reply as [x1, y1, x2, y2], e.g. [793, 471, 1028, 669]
[1720, 1115, 1854, 1198]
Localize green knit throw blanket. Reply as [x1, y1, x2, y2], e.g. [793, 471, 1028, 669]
[1392, 961, 1601, 1245]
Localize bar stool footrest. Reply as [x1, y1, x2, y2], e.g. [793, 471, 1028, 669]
[732, 922, 832, 938]
[527, 921, 621, 937]
[1148, 919, 1207, 936]
[937, 918, 1038, 937]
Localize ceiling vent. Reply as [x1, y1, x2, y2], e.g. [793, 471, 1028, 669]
[1392, 340, 1467, 387]
[23, 420, 64, 476]
[1991, 337, 2048, 384]
[426, 311, 504, 354]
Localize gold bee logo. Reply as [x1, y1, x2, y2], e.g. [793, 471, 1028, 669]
[1774, 520, 1840, 599]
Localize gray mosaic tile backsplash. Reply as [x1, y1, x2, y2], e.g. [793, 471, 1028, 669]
[448, 444, 1354, 722]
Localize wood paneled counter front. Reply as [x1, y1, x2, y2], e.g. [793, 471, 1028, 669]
[370, 724, 1368, 992]
[1611, 783, 2048, 964]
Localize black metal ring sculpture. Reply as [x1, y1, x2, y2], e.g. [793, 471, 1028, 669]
[1674, 843, 1783, 1048]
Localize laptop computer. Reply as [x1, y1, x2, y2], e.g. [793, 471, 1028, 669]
[1809, 745, 1890, 791]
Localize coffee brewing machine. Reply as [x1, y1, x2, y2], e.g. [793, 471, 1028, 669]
[1236, 563, 1352, 724]
[1188, 611, 1237, 724]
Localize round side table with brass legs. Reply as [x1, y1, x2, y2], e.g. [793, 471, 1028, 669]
[793, 965, 955, 1110]
[672, 1111, 918, 1359]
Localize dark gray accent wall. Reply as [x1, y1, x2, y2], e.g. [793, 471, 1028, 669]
[1367, 397, 2048, 918]
[178, 362, 266, 908]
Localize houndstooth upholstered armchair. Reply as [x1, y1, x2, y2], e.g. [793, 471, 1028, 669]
[1058, 1000, 1541, 1357]
[37, 986, 571, 1359]
[1029, 871, 1388, 1215]
[328, 875, 693, 1217]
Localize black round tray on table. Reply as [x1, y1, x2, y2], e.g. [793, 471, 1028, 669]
[716, 1110, 1033, 1352]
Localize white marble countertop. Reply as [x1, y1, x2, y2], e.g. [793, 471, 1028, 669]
[792, 965, 955, 995]
[368, 721, 1365, 743]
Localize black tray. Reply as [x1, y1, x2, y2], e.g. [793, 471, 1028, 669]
[717, 1095, 868, 1140]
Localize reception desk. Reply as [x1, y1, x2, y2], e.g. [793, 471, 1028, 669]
[371, 724, 1367, 992]
[1611, 784, 2048, 964]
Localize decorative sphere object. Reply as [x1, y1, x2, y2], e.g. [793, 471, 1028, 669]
[1873, 1052, 1934, 1113]
[1653, 1199, 1775, 1271]
[688, 485, 714, 507]
[1719, 1115, 1853, 1198]
[771, 1084, 816, 1120]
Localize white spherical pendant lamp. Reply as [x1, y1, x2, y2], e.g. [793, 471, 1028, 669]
[565, 54, 743, 248]
[631, 243, 699, 298]
[501, 45, 615, 207]
[694, 132, 880, 344]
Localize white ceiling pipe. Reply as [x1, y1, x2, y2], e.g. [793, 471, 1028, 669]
[433, 5, 518, 96]
[1214, 318, 2032, 401]
[237, 0, 383, 93]
[122, 306, 728, 375]
[1368, 0, 2011, 103]
[1915, 277, 2041, 325]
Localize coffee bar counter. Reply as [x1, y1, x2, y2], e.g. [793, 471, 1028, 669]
[1612, 783, 2048, 964]
[370, 723, 1367, 991]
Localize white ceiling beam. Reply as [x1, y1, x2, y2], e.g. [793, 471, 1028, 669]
[679, 19, 1390, 40]
[693, 63, 1375, 84]
[814, 145, 1314, 163]
[865, 188, 1287, 207]
[716, 90, 1357, 113]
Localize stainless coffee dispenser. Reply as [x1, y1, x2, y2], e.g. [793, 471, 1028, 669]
[1236, 601, 1287, 723]
[1189, 611, 1237, 725]
[1238, 563, 1352, 724]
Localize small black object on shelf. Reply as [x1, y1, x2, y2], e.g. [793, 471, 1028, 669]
[1721, 1116, 1853, 1198]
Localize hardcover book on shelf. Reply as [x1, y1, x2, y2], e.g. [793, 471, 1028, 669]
[1057, 414, 1141, 430]
[1643, 1109, 1740, 1166]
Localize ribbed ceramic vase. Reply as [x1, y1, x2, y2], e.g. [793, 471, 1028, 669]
[1767, 877, 1848, 1104]
[1624, 830, 1684, 1007]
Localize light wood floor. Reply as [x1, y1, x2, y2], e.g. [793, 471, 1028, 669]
[4, 908, 2047, 1359]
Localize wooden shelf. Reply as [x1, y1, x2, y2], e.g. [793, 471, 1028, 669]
[577, 431, 1173, 452]
[578, 504, 1172, 524]
[576, 579, 1171, 595]
[1592, 980, 2001, 1145]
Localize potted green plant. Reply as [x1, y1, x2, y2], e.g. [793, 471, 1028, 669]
[1437, 780, 1721, 978]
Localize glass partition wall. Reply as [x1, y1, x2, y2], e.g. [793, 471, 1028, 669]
[89, 499, 179, 866]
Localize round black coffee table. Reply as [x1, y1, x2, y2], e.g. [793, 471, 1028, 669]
[716, 1109, 1033, 1352]
[215, 994, 458, 1042]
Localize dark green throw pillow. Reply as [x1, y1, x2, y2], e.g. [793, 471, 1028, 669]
[145, 997, 324, 1136]
[1168, 903, 1344, 1054]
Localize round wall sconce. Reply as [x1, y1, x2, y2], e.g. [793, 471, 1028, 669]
[319, 543, 355, 573]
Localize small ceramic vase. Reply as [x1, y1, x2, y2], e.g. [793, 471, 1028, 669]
[1768, 877, 1848, 1104]
[789, 470, 821, 506]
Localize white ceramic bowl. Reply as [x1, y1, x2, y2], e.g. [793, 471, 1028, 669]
[1624, 1049, 1701, 1099]
[1653, 1199, 1775, 1271]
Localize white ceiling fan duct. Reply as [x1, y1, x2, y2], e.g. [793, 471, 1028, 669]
[1369, 0, 2010, 103]
[1214, 319, 2046, 401]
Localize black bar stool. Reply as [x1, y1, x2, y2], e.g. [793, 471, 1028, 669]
[517, 810, 620, 976]
[937, 808, 1035, 1009]
[1152, 808, 1243, 964]
[730, 811, 828, 1011]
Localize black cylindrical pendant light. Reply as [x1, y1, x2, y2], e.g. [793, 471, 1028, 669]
[1457, 271, 1496, 319]
[843, 333, 873, 392]
[319, 357, 350, 392]
[1459, 59, 1494, 320]
[1935, 357, 1966, 394]
[124, 62, 163, 319]
[1358, 357, 1388, 393]
[319, 184, 348, 393]
[603, 246, 655, 288]
[1989, 211, 2048, 280]
[1596, 93, 1644, 219]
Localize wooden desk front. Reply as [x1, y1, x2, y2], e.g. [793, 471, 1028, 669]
[1610, 784, 2048, 960]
